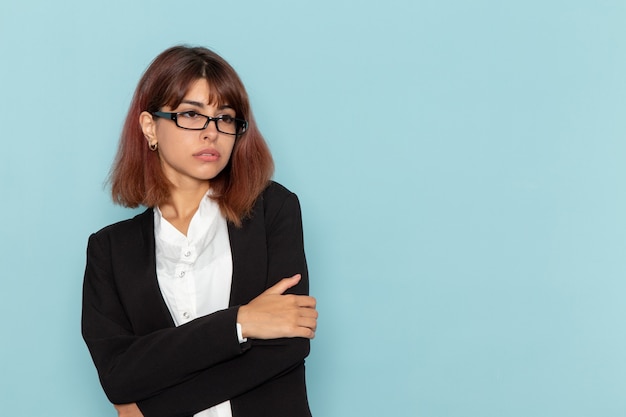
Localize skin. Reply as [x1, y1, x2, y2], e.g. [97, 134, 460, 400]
[115, 79, 317, 417]
[140, 78, 236, 235]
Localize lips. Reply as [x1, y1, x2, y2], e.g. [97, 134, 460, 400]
[193, 148, 220, 162]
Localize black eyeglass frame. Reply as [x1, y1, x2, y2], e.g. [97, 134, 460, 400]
[151, 111, 248, 135]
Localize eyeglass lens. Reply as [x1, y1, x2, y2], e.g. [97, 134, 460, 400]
[176, 113, 241, 134]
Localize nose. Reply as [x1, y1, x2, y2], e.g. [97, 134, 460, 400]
[202, 119, 219, 141]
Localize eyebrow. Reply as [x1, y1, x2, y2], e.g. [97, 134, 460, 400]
[180, 99, 233, 110]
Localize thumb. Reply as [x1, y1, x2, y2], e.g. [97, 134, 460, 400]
[264, 274, 301, 295]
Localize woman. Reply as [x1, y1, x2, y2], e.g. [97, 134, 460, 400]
[81, 45, 317, 417]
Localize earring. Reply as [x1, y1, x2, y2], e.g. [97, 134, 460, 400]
[149, 142, 158, 151]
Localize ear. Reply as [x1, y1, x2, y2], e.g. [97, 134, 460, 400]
[139, 111, 157, 146]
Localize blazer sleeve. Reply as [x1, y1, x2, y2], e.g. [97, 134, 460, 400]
[82, 231, 249, 405]
[135, 188, 312, 417]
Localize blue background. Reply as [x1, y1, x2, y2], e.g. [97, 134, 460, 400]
[1, 1, 625, 416]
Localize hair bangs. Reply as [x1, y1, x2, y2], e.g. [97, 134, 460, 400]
[156, 56, 249, 120]
[202, 61, 249, 119]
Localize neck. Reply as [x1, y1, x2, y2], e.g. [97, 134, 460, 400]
[159, 181, 211, 235]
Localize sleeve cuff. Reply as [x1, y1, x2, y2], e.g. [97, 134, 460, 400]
[236, 323, 248, 344]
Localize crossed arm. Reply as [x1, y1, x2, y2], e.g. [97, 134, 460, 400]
[113, 276, 316, 417]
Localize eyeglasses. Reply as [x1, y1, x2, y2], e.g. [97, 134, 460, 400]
[151, 111, 248, 135]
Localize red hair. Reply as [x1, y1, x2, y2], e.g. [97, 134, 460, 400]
[110, 46, 274, 226]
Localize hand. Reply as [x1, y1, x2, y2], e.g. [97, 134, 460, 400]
[114, 403, 144, 417]
[237, 274, 318, 339]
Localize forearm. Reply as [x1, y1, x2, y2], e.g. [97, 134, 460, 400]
[137, 337, 310, 417]
[83, 298, 247, 404]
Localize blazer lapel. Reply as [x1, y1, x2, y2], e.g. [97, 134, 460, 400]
[227, 197, 269, 307]
[120, 209, 176, 333]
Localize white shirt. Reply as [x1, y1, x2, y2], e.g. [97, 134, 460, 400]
[154, 194, 234, 417]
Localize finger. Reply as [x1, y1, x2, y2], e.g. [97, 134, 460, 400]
[294, 295, 316, 308]
[297, 317, 317, 331]
[298, 307, 319, 319]
[264, 274, 301, 295]
[297, 327, 316, 339]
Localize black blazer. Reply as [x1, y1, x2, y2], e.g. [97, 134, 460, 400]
[82, 182, 312, 417]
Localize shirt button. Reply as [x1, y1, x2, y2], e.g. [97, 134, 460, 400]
[184, 251, 191, 257]
[183, 312, 190, 319]
[179, 271, 186, 278]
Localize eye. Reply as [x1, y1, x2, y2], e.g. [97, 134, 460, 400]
[220, 115, 235, 124]
[178, 111, 199, 119]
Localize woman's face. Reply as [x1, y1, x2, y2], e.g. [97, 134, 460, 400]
[141, 78, 237, 189]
